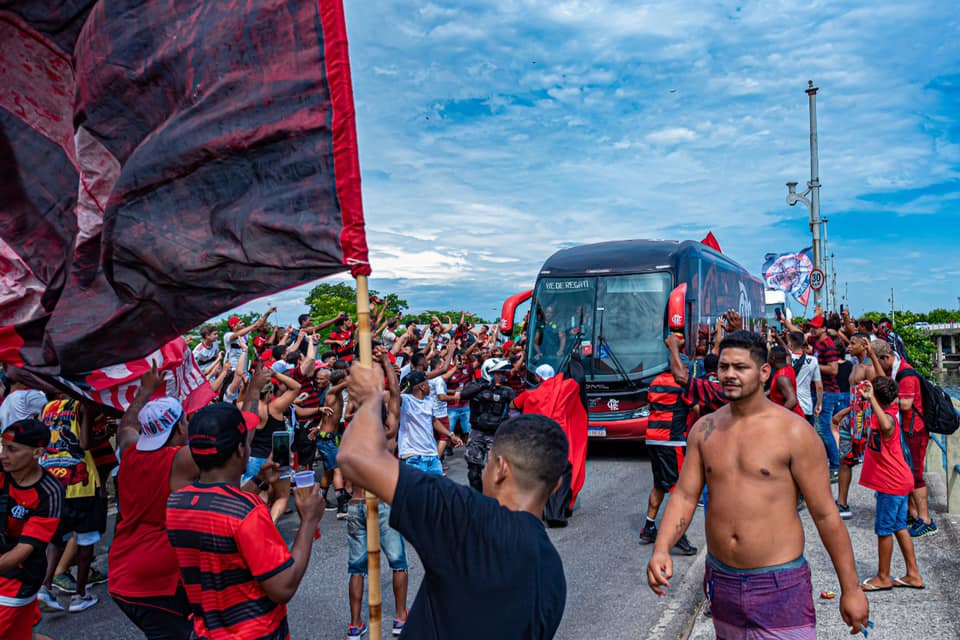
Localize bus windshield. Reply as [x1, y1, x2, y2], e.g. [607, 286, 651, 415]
[527, 272, 672, 380]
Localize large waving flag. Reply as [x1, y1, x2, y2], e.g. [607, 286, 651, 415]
[762, 248, 814, 306]
[0, 0, 369, 377]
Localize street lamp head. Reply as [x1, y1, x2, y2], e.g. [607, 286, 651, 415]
[786, 181, 800, 206]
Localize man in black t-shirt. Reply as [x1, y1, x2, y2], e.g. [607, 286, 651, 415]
[339, 362, 568, 640]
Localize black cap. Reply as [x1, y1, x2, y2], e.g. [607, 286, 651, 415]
[2, 418, 50, 448]
[402, 370, 427, 392]
[187, 403, 260, 462]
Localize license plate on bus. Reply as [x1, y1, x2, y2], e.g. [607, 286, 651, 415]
[588, 427, 607, 437]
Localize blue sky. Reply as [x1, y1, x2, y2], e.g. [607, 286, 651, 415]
[234, 0, 960, 325]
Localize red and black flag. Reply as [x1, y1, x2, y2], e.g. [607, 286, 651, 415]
[0, 0, 369, 377]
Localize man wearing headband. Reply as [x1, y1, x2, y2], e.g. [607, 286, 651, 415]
[0, 419, 63, 640]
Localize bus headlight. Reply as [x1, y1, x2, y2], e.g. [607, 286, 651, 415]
[633, 405, 650, 418]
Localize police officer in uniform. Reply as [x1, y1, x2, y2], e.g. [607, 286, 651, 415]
[457, 359, 516, 492]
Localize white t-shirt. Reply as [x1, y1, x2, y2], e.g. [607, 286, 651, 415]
[791, 352, 822, 415]
[428, 376, 448, 418]
[398, 394, 438, 458]
[192, 341, 220, 367]
[382, 329, 397, 350]
[223, 332, 247, 366]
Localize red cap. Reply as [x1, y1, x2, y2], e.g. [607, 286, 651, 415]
[809, 315, 825, 328]
[253, 336, 267, 351]
[227, 316, 242, 329]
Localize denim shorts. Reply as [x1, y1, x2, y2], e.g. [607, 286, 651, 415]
[447, 406, 471, 434]
[347, 502, 408, 575]
[316, 436, 339, 471]
[874, 491, 909, 536]
[242, 455, 268, 485]
[403, 455, 443, 476]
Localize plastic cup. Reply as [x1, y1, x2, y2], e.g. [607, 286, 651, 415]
[293, 470, 315, 500]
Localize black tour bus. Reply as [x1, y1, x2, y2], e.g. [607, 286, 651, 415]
[501, 239, 765, 440]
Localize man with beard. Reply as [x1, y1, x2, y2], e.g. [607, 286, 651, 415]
[647, 331, 868, 639]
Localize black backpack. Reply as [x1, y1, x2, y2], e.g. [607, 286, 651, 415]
[895, 368, 959, 435]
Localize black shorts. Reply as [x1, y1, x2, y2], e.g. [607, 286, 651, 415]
[57, 494, 108, 540]
[648, 444, 685, 492]
[112, 586, 192, 640]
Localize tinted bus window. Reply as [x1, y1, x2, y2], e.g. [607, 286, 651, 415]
[529, 278, 596, 374]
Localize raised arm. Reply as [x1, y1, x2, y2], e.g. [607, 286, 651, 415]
[116, 362, 165, 456]
[426, 341, 455, 380]
[338, 362, 400, 503]
[300, 334, 317, 377]
[665, 334, 689, 386]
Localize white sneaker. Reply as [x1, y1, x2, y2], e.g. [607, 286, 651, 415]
[68, 593, 99, 612]
[38, 586, 64, 612]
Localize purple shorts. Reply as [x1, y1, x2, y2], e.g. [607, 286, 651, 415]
[705, 553, 816, 639]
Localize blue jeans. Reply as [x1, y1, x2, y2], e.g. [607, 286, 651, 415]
[347, 502, 408, 575]
[816, 392, 846, 473]
[403, 455, 443, 476]
[447, 406, 471, 434]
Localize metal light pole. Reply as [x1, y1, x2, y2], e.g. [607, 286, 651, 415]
[785, 80, 824, 307]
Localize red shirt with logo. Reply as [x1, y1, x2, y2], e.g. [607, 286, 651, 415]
[0, 471, 63, 604]
[859, 405, 914, 496]
[896, 363, 925, 435]
[329, 329, 355, 362]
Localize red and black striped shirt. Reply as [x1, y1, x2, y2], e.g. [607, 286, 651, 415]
[166, 483, 293, 640]
[0, 471, 63, 604]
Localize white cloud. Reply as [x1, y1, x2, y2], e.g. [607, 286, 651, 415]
[645, 127, 697, 145]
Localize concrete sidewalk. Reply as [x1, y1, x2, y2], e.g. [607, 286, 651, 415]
[686, 468, 960, 640]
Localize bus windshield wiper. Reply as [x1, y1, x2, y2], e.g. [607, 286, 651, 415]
[556, 307, 584, 375]
[596, 307, 637, 389]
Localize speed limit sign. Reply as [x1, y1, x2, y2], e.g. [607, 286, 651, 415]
[810, 269, 825, 291]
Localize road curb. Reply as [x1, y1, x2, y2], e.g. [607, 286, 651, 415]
[641, 544, 706, 640]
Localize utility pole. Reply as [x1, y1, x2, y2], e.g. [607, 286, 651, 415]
[807, 81, 823, 307]
[785, 81, 824, 307]
[889, 288, 895, 323]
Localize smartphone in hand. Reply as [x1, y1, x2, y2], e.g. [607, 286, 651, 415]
[272, 431, 291, 475]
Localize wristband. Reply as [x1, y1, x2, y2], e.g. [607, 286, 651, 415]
[253, 477, 269, 492]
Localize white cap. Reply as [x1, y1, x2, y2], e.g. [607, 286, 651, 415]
[535, 364, 556, 380]
[136, 397, 183, 451]
[0, 390, 47, 431]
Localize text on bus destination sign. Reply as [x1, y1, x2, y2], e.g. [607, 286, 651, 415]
[545, 279, 592, 291]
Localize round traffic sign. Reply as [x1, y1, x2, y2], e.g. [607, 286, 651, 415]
[810, 269, 825, 291]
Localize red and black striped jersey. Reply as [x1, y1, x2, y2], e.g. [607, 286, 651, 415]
[683, 377, 727, 415]
[166, 482, 293, 640]
[0, 470, 63, 604]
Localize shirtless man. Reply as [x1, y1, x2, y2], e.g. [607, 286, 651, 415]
[647, 330, 868, 638]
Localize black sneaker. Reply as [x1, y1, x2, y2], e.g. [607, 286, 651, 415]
[673, 534, 698, 556]
[336, 494, 349, 520]
[836, 502, 852, 520]
[638, 525, 657, 545]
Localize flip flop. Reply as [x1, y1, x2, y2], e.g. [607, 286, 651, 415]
[861, 579, 892, 592]
[893, 578, 925, 590]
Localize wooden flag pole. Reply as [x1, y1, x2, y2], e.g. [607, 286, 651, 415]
[355, 275, 382, 637]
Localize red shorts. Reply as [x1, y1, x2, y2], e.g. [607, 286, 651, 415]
[905, 428, 929, 489]
[0, 600, 41, 640]
[434, 416, 450, 442]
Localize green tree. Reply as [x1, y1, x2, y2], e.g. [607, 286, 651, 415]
[303, 282, 408, 325]
[401, 310, 490, 325]
[925, 308, 960, 324]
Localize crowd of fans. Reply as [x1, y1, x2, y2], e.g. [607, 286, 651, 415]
[0, 296, 942, 639]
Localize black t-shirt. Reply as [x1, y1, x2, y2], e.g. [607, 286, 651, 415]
[390, 464, 566, 639]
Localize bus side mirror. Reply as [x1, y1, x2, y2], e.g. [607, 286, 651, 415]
[667, 284, 687, 332]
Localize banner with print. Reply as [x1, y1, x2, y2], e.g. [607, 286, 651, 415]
[0, 0, 369, 377]
[762, 248, 814, 306]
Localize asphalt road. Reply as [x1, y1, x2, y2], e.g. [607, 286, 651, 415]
[37, 441, 707, 640]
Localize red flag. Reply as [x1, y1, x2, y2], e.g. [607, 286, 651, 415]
[0, 0, 369, 376]
[6, 338, 213, 415]
[701, 232, 722, 253]
[514, 374, 589, 509]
